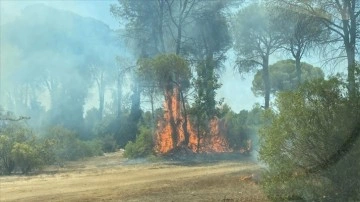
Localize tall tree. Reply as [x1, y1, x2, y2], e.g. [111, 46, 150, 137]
[136, 58, 160, 132]
[128, 73, 143, 142]
[165, 0, 198, 55]
[252, 59, 324, 96]
[114, 61, 133, 118]
[111, 0, 168, 56]
[232, 3, 284, 108]
[187, 1, 231, 150]
[90, 65, 107, 120]
[274, 8, 327, 85]
[269, 0, 359, 96]
[150, 54, 191, 147]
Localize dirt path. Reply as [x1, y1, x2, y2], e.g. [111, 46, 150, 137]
[0, 153, 269, 202]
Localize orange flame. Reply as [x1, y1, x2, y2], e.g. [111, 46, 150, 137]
[155, 87, 231, 154]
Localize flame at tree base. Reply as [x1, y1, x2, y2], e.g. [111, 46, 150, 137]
[155, 88, 231, 154]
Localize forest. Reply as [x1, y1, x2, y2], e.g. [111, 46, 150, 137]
[0, 0, 359, 201]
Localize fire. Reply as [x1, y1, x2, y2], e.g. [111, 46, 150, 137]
[155, 87, 231, 154]
[207, 117, 231, 152]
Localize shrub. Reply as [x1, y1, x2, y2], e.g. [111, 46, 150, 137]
[77, 140, 103, 157]
[124, 126, 153, 158]
[11, 142, 44, 174]
[0, 123, 46, 175]
[99, 134, 118, 152]
[259, 77, 360, 201]
[0, 135, 15, 174]
[44, 126, 103, 164]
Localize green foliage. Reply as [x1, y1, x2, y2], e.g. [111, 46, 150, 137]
[151, 54, 191, 91]
[193, 60, 223, 118]
[0, 123, 104, 175]
[222, 105, 263, 151]
[83, 108, 101, 140]
[232, 3, 283, 108]
[259, 77, 360, 201]
[111, 0, 165, 56]
[11, 142, 43, 174]
[246, 104, 264, 126]
[272, 5, 328, 65]
[223, 110, 250, 150]
[44, 126, 103, 163]
[92, 112, 136, 149]
[216, 103, 231, 118]
[185, 1, 231, 60]
[0, 123, 44, 174]
[232, 3, 283, 73]
[0, 135, 16, 174]
[190, 59, 223, 146]
[252, 59, 324, 96]
[124, 125, 154, 158]
[99, 134, 118, 153]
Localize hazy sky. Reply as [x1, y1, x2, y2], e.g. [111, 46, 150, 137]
[0, 0, 262, 112]
[0, 0, 119, 29]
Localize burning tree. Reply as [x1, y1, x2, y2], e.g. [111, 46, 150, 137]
[156, 88, 231, 154]
[146, 54, 192, 152]
[139, 54, 231, 154]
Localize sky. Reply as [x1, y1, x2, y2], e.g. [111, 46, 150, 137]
[0, 0, 263, 112]
[0, 0, 119, 29]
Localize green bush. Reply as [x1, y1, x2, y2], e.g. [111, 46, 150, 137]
[44, 126, 103, 164]
[0, 135, 15, 174]
[124, 126, 153, 158]
[0, 123, 45, 175]
[221, 105, 263, 152]
[0, 124, 103, 175]
[77, 140, 103, 157]
[99, 134, 118, 152]
[11, 142, 44, 174]
[259, 77, 360, 201]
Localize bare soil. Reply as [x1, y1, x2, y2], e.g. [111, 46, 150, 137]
[0, 152, 269, 202]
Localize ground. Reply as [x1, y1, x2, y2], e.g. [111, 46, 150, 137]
[0, 152, 269, 202]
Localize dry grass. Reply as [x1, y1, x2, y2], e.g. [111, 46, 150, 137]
[0, 151, 269, 202]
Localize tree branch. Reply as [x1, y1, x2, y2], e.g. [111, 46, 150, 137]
[0, 116, 31, 121]
[165, 0, 179, 28]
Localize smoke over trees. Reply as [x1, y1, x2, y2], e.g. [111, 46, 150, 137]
[0, 2, 359, 200]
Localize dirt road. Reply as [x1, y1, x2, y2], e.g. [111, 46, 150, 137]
[0, 153, 268, 201]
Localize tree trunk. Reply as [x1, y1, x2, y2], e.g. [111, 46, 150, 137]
[117, 72, 123, 118]
[343, 12, 356, 98]
[99, 87, 104, 119]
[150, 89, 155, 134]
[340, 1, 356, 98]
[176, 25, 182, 55]
[197, 119, 200, 153]
[179, 87, 189, 146]
[158, 0, 166, 53]
[130, 82, 141, 122]
[97, 73, 105, 120]
[295, 56, 301, 86]
[166, 88, 178, 147]
[262, 56, 271, 109]
[346, 45, 356, 97]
